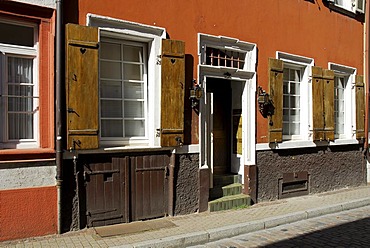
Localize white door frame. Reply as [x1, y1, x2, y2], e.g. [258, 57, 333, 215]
[198, 69, 256, 186]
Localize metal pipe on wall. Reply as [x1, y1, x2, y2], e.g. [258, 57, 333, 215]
[55, 0, 64, 234]
[168, 152, 175, 216]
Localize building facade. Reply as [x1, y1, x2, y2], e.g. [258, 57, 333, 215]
[59, 0, 367, 231]
[0, 0, 368, 241]
[0, 0, 57, 241]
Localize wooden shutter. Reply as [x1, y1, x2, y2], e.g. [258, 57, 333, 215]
[312, 66, 325, 141]
[312, 68, 335, 141]
[323, 69, 335, 141]
[66, 24, 99, 150]
[268, 58, 284, 143]
[355, 75, 365, 140]
[160, 39, 185, 147]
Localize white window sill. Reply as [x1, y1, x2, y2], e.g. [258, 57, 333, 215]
[256, 138, 359, 151]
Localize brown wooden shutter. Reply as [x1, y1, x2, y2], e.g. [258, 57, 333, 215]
[268, 58, 284, 143]
[323, 69, 335, 141]
[65, 24, 99, 150]
[160, 39, 185, 147]
[312, 66, 325, 141]
[355, 75, 365, 140]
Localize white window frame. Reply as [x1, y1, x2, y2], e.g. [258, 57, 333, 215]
[329, 62, 357, 142]
[87, 14, 166, 148]
[0, 18, 39, 149]
[277, 51, 314, 143]
[327, 0, 365, 14]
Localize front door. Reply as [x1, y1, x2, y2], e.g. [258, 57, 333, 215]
[207, 78, 231, 175]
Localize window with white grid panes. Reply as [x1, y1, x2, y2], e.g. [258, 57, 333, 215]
[0, 19, 39, 149]
[7, 57, 35, 140]
[334, 76, 346, 137]
[99, 38, 147, 140]
[283, 66, 302, 138]
[329, 62, 356, 141]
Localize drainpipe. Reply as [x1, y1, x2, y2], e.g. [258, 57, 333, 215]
[364, 3, 369, 155]
[55, 0, 64, 234]
[168, 152, 175, 216]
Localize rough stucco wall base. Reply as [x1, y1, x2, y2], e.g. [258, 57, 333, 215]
[174, 154, 199, 215]
[0, 186, 57, 241]
[256, 145, 366, 201]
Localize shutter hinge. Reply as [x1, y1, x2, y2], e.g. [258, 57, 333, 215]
[175, 136, 183, 146]
[156, 55, 161, 65]
[156, 129, 161, 137]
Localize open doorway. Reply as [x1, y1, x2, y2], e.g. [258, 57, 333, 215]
[207, 78, 232, 175]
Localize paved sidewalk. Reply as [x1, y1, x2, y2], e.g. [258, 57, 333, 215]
[1, 186, 370, 248]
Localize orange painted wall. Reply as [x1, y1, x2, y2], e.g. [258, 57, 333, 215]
[76, 0, 364, 144]
[0, 186, 57, 241]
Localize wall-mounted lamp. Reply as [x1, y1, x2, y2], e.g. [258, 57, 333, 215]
[258, 86, 274, 118]
[190, 79, 202, 109]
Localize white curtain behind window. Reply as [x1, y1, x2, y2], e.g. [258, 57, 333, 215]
[7, 56, 34, 140]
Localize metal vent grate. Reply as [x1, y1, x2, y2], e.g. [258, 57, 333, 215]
[279, 171, 309, 199]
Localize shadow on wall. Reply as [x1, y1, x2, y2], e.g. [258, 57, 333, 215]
[184, 54, 195, 145]
[63, 0, 79, 25]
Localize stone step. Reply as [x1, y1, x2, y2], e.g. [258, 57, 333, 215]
[222, 183, 243, 196]
[213, 174, 240, 187]
[208, 194, 251, 212]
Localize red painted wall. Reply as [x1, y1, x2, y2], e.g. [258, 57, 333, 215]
[0, 186, 57, 241]
[75, 0, 364, 144]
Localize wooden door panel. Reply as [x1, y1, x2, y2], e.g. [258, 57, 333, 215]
[131, 154, 169, 221]
[85, 158, 128, 227]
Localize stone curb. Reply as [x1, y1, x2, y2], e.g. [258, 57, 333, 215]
[114, 197, 370, 248]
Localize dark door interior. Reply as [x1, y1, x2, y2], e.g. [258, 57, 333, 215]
[207, 78, 231, 175]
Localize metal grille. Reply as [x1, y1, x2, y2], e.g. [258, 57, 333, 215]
[205, 47, 245, 69]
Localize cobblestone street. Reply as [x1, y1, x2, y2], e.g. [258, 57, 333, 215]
[194, 205, 370, 247]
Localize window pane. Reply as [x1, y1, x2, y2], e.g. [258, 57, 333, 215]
[100, 61, 121, 79]
[123, 45, 143, 62]
[283, 123, 289, 135]
[101, 81, 122, 98]
[283, 68, 289, 80]
[290, 82, 300, 94]
[283, 109, 289, 121]
[283, 83, 288, 94]
[101, 100, 122, 118]
[7, 56, 35, 140]
[101, 42, 121, 60]
[290, 96, 300, 108]
[125, 120, 145, 137]
[283, 95, 289, 108]
[124, 101, 143, 118]
[8, 85, 33, 112]
[8, 113, 33, 139]
[123, 64, 142, 81]
[101, 120, 123, 137]
[124, 82, 143, 99]
[290, 123, 300, 135]
[290, 109, 300, 122]
[0, 22, 34, 47]
[8, 57, 33, 83]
